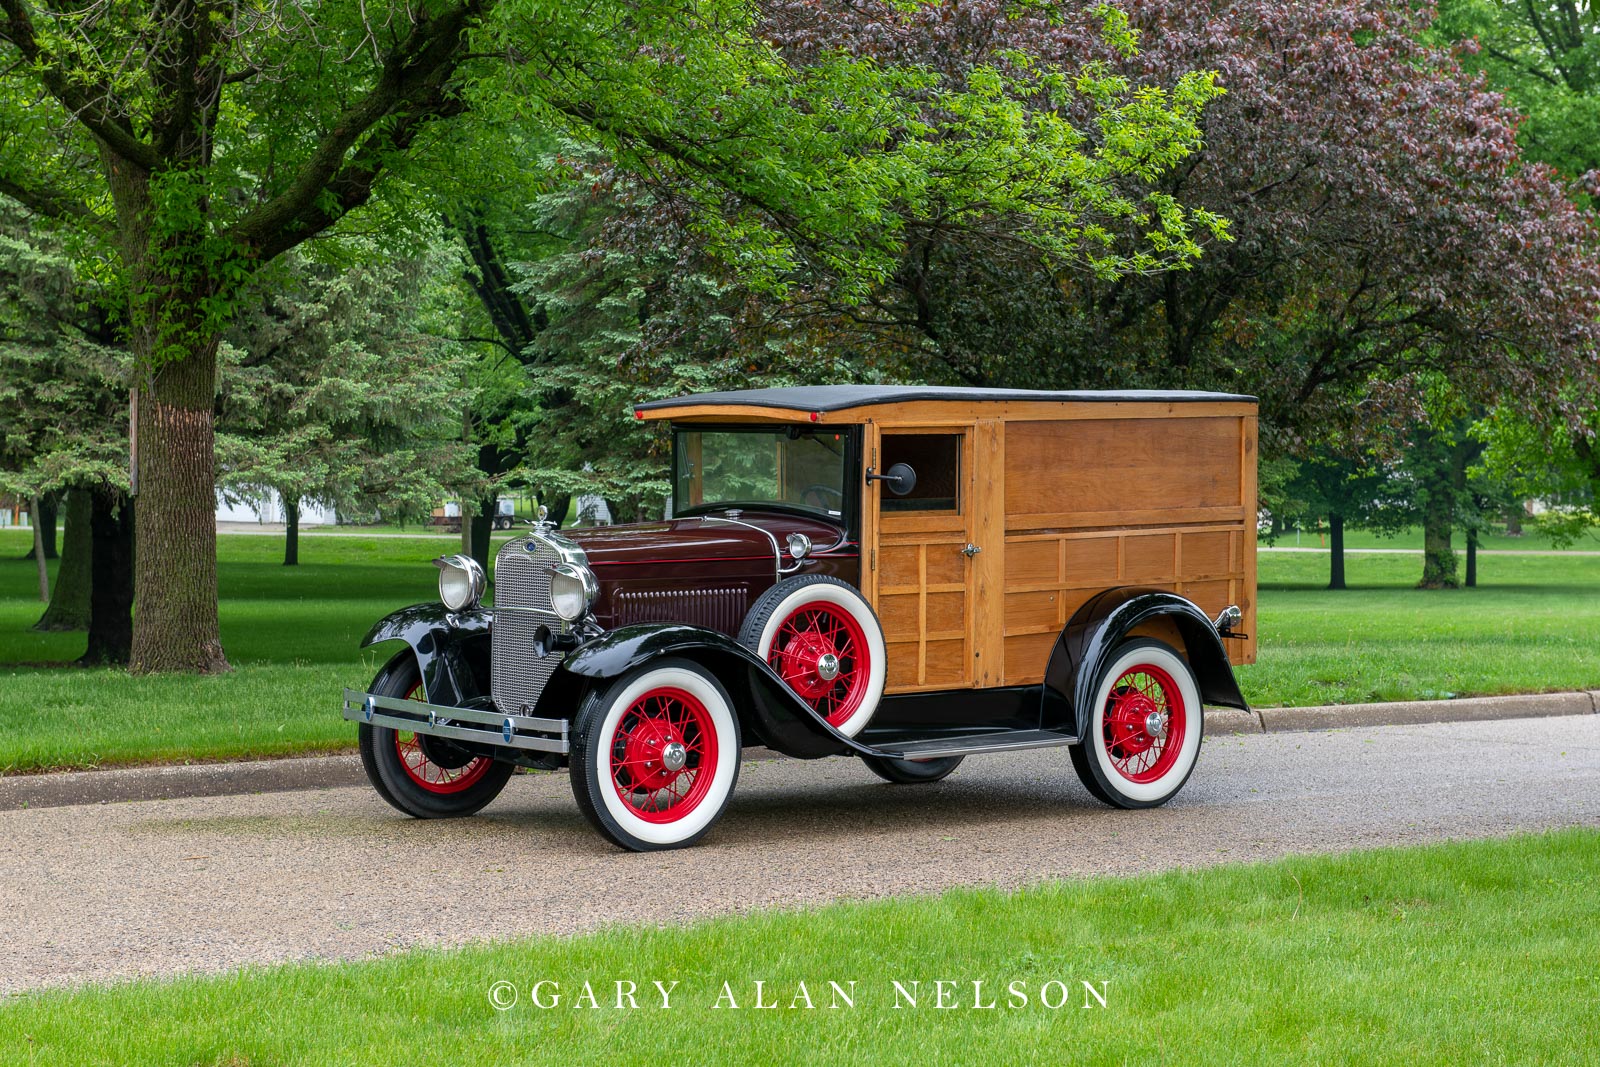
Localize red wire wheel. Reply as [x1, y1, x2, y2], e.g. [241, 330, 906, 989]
[607, 686, 721, 824]
[1100, 662, 1188, 784]
[390, 681, 495, 795]
[766, 600, 872, 728]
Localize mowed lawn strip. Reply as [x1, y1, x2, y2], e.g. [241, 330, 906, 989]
[2, 829, 1594, 1065]
[2, 529, 1600, 772]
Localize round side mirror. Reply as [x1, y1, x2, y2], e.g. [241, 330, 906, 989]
[883, 462, 917, 497]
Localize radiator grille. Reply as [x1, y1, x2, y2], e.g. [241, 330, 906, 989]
[491, 537, 565, 714]
[614, 587, 750, 637]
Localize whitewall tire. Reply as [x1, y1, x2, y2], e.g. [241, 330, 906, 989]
[570, 659, 741, 851]
[1069, 639, 1204, 809]
[738, 575, 887, 737]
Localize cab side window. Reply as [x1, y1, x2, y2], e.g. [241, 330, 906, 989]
[880, 433, 962, 512]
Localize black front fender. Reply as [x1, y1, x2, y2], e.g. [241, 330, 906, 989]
[559, 623, 865, 759]
[361, 603, 493, 708]
[1044, 588, 1248, 738]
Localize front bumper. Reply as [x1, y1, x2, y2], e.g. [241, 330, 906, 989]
[342, 688, 569, 755]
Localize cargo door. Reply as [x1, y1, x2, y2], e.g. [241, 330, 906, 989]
[864, 420, 1004, 693]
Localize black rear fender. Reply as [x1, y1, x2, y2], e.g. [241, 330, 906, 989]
[1044, 588, 1248, 737]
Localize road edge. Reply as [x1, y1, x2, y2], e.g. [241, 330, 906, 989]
[4, 691, 1596, 811]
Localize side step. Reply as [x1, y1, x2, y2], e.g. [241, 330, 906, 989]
[869, 728, 1078, 761]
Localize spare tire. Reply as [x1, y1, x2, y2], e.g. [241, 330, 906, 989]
[738, 574, 887, 737]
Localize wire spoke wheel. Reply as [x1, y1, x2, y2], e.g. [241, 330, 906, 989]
[357, 653, 514, 819]
[769, 601, 871, 728]
[1100, 664, 1187, 784]
[1070, 638, 1205, 810]
[607, 686, 720, 824]
[572, 660, 741, 851]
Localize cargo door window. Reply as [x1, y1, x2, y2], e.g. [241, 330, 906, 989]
[880, 433, 962, 513]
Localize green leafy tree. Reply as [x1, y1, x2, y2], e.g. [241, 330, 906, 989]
[0, 205, 135, 661]
[216, 250, 479, 565]
[0, 0, 1226, 672]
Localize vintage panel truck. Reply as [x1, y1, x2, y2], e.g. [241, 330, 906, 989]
[343, 386, 1257, 850]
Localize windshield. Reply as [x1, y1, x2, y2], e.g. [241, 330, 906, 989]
[674, 428, 849, 518]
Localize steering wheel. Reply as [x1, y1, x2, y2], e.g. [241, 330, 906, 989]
[800, 484, 844, 510]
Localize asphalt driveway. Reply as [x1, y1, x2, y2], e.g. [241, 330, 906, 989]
[3, 715, 1598, 992]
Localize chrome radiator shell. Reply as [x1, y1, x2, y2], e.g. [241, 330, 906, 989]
[491, 531, 589, 714]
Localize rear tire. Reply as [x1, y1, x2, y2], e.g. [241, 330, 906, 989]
[1069, 639, 1204, 809]
[357, 651, 515, 819]
[861, 754, 964, 784]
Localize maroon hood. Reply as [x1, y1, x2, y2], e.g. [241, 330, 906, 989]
[564, 510, 856, 635]
[565, 511, 846, 572]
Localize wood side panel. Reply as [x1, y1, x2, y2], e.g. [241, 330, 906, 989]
[1122, 533, 1177, 583]
[1062, 536, 1118, 581]
[1005, 418, 1243, 520]
[885, 642, 920, 689]
[1006, 539, 1059, 585]
[1004, 631, 1057, 685]
[1004, 590, 1061, 634]
[1239, 415, 1259, 665]
[1180, 530, 1232, 578]
[971, 419, 1007, 687]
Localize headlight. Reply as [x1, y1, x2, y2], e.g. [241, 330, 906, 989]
[434, 554, 486, 612]
[549, 561, 598, 622]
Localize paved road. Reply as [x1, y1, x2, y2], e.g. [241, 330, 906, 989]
[4, 716, 1598, 993]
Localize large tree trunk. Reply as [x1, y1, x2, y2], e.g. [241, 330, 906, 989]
[1419, 495, 1458, 588]
[283, 494, 300, 566]
[1465, 528, 1478, 588]
[129, 348, 229, 672]
[469, 492, 496, 572]
[35, 489, 92, 631]
[81, 488, 135, 666]
[1327, 512, 1346, 591]
[20, 490, 58, 560]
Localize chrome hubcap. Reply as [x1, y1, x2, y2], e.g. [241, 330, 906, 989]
[1144, 711, 1168, 740]
[661, 741, 688, 773]
[816, 653, 841, 681]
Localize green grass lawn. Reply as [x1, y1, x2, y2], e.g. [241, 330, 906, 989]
[2, 528, 1599, 772]
[1264, 522, 1600, 552]
[2, 828, 1594, 1065]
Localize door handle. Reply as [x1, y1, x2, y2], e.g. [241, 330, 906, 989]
[961, 543, 981, 558]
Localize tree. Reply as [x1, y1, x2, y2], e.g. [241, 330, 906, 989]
[1438, 0, 1600, 181]
[1279, 453, 1408, 590]
[0, 203, 136, 661]
[1, 0, 1228, 671]
[217, 250, 479, 565]
[740, 0, 1600, 442]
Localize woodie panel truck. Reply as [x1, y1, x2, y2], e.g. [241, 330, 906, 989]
[342, 386, 1256, 850]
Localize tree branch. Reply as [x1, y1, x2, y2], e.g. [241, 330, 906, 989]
[0, 171, 109, 233]
[229, 0, 488, 259]
[0, 0, 159, 170]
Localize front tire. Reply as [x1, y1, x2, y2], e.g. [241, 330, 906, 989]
[358, 652, 515, 819]
[570, 659, 741, 851]
[738, 575, 887, 737]
[1069, 639, 1204, 809]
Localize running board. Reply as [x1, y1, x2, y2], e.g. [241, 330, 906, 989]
[869, 729, 1079, 761]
